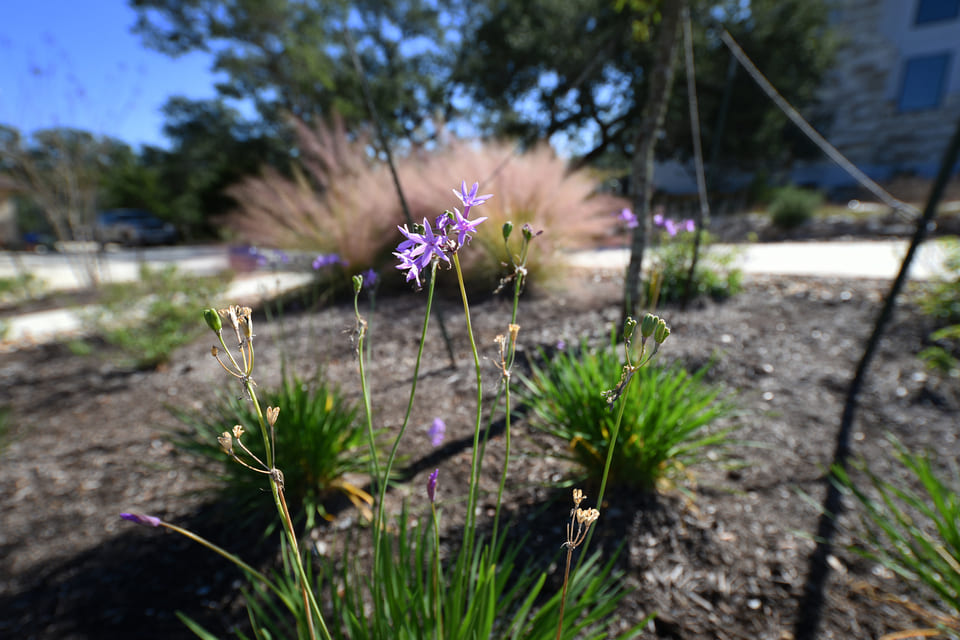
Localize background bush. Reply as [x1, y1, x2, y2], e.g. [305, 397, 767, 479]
[78, 265, 228, 369]
[768, 185, 823, 229]
[174, 374, 372, 529]
[227, 117, 625, 295]
[646, 232, 743, 304]
[519, 341, 736, 491]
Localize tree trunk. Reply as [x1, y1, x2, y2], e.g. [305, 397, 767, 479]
[622, 0, 685, 324]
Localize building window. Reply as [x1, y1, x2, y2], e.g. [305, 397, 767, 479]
[898, 53, 950, 111]
[915, 0, 960, 24]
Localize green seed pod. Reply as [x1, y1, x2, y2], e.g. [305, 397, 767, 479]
[654, 319, 671, 344]
[502, 221, 514, 241]
[623, 316, 638, 342]
[640, 313, 658, 339]
[203, 308, 222, 332]
[352, 274, 363, 294]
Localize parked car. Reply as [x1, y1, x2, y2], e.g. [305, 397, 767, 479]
[95, 209, 177, 246]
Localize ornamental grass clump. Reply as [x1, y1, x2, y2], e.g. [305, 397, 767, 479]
[833, 435, 960, 635]
[173, 373, 372, 529]
[121, 182, 655, 639]
[519, 334, 736, 492]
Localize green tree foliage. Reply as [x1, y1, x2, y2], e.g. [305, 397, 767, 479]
[453, 0, 836, 170]
[128, 0, 463, 139]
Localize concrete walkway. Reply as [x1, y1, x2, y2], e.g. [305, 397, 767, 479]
[1, 239, 956, 350]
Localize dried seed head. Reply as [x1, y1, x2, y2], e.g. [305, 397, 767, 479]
[576, 507, 600, 526]
[232, 424, 244, 440]
[218, 432, 233, 455]
[266, 406, 280, 427]
[572, 488, 585, 508]
[211, 346, 218, 357]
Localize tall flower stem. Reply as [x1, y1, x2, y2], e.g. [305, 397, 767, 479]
[369, 261, 440, 593]
[430, 501, 444, 640]
[452, 252, 485, 589]
[246, 378, 330, 640]
[490, 272, 524, 549]
[574, 382, 630, 576]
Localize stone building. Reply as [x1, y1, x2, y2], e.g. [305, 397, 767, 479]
[797, 0, 960, 189]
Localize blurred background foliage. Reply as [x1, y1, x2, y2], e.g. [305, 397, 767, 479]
[2, 0, 835, 256]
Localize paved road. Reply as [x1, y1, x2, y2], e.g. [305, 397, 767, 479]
[1, 239, 956, 349]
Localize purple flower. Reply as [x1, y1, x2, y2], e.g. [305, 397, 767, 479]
[663, 219, 678, 237]
[394, 249, 423, 288]
[617, 208, 638, 229]
[653, 213, 664, 226]
[556, 339, 567, 350]
[438, 207, 488, 247]
[684, 219, 696, 233]
[120, 512, 162, 527]
[361, 268, 378, 288]
[313, 253, 345, 270]
[453, 181, 492, 216]
[427, 468, 439, 503]
[428, 417, 446, 447]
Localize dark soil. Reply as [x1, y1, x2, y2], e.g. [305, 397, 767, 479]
[1, 257, 959, 639]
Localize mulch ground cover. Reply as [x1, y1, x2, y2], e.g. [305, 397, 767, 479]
[1, 252, 958, 638]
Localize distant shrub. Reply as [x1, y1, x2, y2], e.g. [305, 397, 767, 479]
[174, 374, 373, 529]
[80, 265, 228, 369]
[915, 239, 960, 377]
[768, 186, 822, 229]
[227, 116, 625, 294]
[518, 341, 736, 491]
[834, 436, 960, 630]
[645, 223, 743, 304]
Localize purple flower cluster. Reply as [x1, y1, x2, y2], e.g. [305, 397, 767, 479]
[312, 253, 346, 270]
[394, 181, 491, 287]
[617, 208, 639, 229]
[653, 213, 696, 237]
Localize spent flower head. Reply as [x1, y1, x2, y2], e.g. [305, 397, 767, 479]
[563, 489, 599, 549]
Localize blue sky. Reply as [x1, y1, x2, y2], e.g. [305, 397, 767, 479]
[0, 1, 225, 149]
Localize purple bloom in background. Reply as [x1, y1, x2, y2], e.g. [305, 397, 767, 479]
[362, 268, 378, 288]
[428, 417, 446, 447]
[617, 208, 639, 229]
[427, 468, 439, 503]
[556, 339, 567, 350]
[684, 219, 696, 233]
[120, 512, 162, 527]
[653, 213, 664, 226]
[663, 219, 678, 237]
[313, 253, 345, 270]
[453, 181, 492, 215]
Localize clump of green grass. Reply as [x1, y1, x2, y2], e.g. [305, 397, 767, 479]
[518, 341, 736, 491]
[646, 232, 743, 304]
[768, 185, 823, 229]
[834, 435, 960, 633]
[78, 264, 229, 369]
[915, 238, 960, 378]
[174, 373, 373, 529]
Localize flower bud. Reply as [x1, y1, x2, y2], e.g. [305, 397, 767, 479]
[522, 223, 533, 241]
[427, 468, 439, 503]
[640, 313, 658, 340]
[352, 274, 363, 294]
[502, 221, 514, 241]
[203, 308, 222, 332]
[623, 316, 637, 342]
[654, 319, 671, 344]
